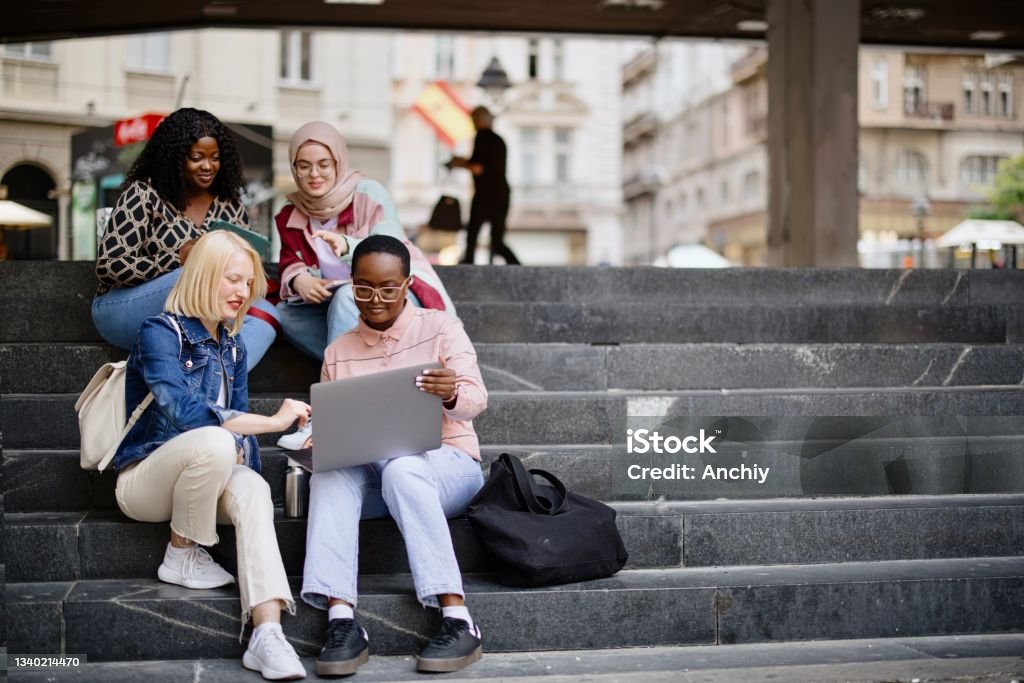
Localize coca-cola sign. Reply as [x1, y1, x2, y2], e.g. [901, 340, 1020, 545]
[113, 113, 165, 147]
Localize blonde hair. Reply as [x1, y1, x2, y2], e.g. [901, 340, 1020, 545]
[165, 231, 267, 336]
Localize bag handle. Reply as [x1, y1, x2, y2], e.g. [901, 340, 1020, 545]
[525, 468, 569, 515]
[439, 168, 458, 195]
[500, 453, 568, 516]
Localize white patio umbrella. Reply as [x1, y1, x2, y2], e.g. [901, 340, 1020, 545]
[0, 199, 53, 230]
[654, 244, 734, 268]
[935, 219, 1024, 249]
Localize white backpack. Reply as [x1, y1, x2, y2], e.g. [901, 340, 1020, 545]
[75, 316, 181, 471]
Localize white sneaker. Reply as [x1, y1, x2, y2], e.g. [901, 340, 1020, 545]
[243, 625, 307, 680]
[157, 544, 235, 589]
[277, 419, 312, 451]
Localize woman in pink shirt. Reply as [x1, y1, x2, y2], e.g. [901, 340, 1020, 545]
[301, 235, 486, 676]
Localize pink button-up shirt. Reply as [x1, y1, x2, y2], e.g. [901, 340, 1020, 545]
[321, 304, 487, 460]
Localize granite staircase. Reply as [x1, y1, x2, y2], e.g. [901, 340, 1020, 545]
[2, 262, 1023, 678]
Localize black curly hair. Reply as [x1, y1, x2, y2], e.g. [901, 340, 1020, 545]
[352, 234, 411, 277]
[124, 108, 245, 211]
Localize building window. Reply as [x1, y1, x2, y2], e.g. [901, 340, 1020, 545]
[552, 39, 564, 81]
[872, 59, 889, 109]
[4, 42, 52, 60]
[742, 81, 767, 135]
[903, 64, 925, 115]
[722, 101, 731, 146]
[961, 155, 1007, 187]
[895, 150, 928, 188]
[435, 36, 455, 79]
[527, 39, 539, 80]
[520, 126, 540, 184]
[554, 127, 572, 183]
[125, 33, 171, 73]
[720, 179, 731, 206]
[696, 187, 706, 209]
[998, 73, 1014, 117]
[742, 170, 761, 204]
[963, 69, 978, 114]
[981, 72, 994, 116]
[280, 31, 313, 84]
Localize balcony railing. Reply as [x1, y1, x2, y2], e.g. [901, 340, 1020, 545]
[622, 48, 657, 86]
[623, 112, 657, 144]
[904, 101, 955, 122]
[514, 184, 591, 206]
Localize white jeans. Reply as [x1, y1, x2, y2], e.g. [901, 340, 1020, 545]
[301, 445, 484, 610]
[115, 426, 294, 626]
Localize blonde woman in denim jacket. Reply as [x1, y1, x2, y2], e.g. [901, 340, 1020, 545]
[113, 231, 309, 680]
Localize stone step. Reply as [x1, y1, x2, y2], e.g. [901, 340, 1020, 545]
[5, 262, 1022, 342]
[436, 266, 1024, 307]
[6, 260, 1023, 307]
[456, 302, 1017, 344]
[5, 495, 1023, 583]
[6, 388, 1024, 450]
[9, 634, 1024, 682]
[5, 342, 1024, 394]
[6, 301, 1020, 346]
[7, 420, 1024, 514]
[7, 558, 1022, 660]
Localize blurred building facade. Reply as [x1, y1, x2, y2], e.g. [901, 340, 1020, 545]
[0, 31, 396, 260]
[389, 34, 626, 265]
[0, 30, 626, 265]
[622, 45, 1024, 266]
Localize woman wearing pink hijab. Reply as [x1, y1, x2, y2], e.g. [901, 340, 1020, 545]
[274, 121, 456, 364]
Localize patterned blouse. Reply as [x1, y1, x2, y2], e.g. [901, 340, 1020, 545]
[95, 180, 248, 294]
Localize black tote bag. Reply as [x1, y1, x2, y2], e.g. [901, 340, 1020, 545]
[427, 195, 463, 232]
[466, 453, 628, 587]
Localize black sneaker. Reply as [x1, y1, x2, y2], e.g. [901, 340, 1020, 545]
[416, 617, 482, 673]
[316, 618, 369, 677]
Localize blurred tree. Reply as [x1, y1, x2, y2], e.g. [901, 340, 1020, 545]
[970, 154, 1024, 222]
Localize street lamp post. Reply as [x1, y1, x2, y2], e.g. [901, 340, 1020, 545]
[910, 194, 931, 267]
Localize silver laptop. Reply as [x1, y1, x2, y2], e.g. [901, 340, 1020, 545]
[309, 362, 443, 473]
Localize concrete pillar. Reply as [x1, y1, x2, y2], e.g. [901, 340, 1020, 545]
[766, 0, 860, 266]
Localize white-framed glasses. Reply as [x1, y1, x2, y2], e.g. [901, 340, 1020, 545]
[352, 277, 412, 303]
[293, 160, 336, 177]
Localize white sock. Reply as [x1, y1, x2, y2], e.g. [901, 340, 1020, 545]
[328, 604, 354, 622]
[251, 621, 282, 645]
[442, 605, 473, 629]
[164, 543, 193, 564]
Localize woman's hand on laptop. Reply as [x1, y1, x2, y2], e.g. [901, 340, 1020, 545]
[274, 398, 312, 432]
[416, 368, 457, 407]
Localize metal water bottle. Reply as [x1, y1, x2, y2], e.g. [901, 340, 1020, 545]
[285, 463, 309, 518]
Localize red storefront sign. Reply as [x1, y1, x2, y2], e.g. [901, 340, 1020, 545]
[114, 113, 166, 147]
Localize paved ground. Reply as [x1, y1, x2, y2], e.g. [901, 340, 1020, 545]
[6, 634, 1023, 682]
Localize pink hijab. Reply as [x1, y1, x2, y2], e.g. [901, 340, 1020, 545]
[286, 121, 365, 221]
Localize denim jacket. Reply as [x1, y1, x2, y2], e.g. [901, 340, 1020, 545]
[113, 313, 260, 473]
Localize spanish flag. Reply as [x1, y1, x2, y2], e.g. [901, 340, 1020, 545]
[412, 81, 474, 149]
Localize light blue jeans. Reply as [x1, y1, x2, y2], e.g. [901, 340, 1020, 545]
[276, 283, 421, 360]
[91, 269, 279, 369]
[301, 445, 484, 610]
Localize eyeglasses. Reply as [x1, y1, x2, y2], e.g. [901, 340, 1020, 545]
[352, 277, 412, 303]
[293, 160, 336, 178]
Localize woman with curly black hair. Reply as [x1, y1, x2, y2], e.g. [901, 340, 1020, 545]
[92, 108, 280, 370]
